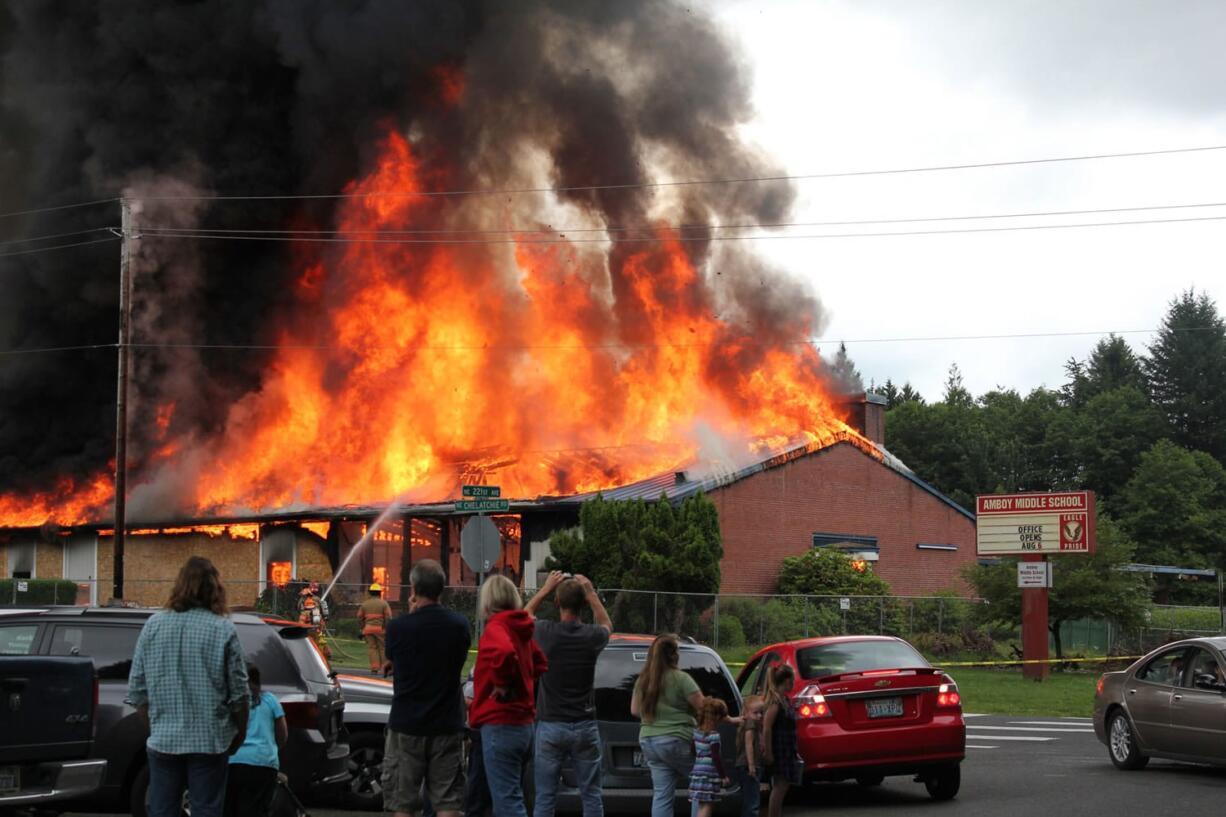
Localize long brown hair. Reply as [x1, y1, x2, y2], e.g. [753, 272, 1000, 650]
[635, 634, 680, 721]
[765, 662, 795, 709]
[166, 556, 228, 615]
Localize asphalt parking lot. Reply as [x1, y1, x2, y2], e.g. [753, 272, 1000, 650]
[62, 714, 1225, 817]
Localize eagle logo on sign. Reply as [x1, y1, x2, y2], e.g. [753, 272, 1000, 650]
[1062, 519, 1083, 543]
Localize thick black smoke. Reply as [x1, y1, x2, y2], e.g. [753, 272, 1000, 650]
[0, 0, 822, 502]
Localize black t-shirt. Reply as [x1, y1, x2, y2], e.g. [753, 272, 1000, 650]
[534, 619, 610, 722]
[385, 604, 472, 735]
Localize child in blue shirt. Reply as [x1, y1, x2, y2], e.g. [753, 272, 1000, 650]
[224, 664, 287, 817]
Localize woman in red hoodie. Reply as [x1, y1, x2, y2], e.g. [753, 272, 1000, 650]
[469, 574, 548, 817]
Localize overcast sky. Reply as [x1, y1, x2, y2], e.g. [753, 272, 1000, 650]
[715, 0, 1226, 400]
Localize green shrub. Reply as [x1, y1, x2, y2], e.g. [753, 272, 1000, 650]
[0, 578, 82, 605]
[716, 613, 746, 648]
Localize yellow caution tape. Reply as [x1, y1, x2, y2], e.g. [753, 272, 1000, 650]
[935, 655, 1142, 668]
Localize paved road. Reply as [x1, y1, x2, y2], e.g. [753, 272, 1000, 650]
[64, 715, 1225, 817]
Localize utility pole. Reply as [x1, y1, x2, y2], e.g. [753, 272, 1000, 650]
[112, 198, 133, 602]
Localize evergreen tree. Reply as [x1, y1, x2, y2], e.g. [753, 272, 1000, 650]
[828, 341, 865, 393]
[546, 492, 723, 632]
[897, 382, 925, 405]
[1085, 334, 1147, 397]
[942, 363, 973, 408]
[1144, 290, 1226, 461]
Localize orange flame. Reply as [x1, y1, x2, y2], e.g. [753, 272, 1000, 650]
[1, 128, 864, 526]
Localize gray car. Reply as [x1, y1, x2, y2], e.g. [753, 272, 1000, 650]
[1093, 636, 1226, 770]
[0, 607, 350, 816]
[336, 633, 744, 813]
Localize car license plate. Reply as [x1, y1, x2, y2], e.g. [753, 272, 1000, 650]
[633, 750, 645, 768]
[0, 766, 19, 796]
[866, 697, 903, 718]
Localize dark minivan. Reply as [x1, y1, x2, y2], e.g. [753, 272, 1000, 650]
[579, 634, 743, 811]
[0, 607, 349, 817]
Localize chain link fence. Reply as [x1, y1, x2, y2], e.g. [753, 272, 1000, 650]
[7, 578, 1223, 660]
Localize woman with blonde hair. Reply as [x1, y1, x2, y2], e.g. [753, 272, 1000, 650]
[631, 633, 706, 817]
[468, 574, 547, 817]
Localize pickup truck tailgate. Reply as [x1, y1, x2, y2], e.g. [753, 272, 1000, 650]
[0, 656, 96, 764]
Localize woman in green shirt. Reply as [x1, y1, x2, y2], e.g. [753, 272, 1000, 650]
[632, 634, 705, 817]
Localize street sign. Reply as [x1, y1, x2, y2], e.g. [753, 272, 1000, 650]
[461, 515, 503, 574]
[839, 597, 851, 611]
[462, 485, 501, 498]
[976, 491, 1096, 555]
[456, 499, 510, 512]
[1017, 562, 1053, 588]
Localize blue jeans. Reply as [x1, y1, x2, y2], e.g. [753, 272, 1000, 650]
[640, 735, 700, 817]
[533, 720, 603, 817]
[146, 749, 229, 817]
[480, 723, 534, 817]
[736, 765, 761, 817]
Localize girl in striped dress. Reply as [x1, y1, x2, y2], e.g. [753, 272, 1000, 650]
[690, 697, 731, 816]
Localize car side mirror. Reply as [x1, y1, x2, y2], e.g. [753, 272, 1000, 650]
[1192, 673, 1226, 692]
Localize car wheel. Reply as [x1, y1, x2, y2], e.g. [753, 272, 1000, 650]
[344, 730, 386, 811]
[856, 774, 885, 787]
[1107, 710, 1149, 770]
[130, 764, 191, 817]
[923, 764, 960, 801]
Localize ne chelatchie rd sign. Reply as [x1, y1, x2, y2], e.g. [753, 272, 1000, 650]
[975, 490, 1096, 556]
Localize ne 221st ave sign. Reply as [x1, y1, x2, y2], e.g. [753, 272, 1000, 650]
[975, 491, 1097, 555]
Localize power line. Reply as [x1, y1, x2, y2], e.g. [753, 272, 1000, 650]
[0, 197, 119, 222]
[130, 143, 1226, 202]
[0, 227, 116, 250]
[3, 326, 1215, 359]
[6, 142, 1226, 220]
[133, 200, 1226, 238]
[126, 326, 1209, 353]
[135, 213, 1226, 245]
[0, 236, 121, 259]
[0, 343, 117, 357]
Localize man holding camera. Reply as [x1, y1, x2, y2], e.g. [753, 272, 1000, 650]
[524, 571, 613, 817]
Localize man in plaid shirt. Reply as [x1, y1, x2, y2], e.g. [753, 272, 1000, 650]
[129, 557, 250, 817]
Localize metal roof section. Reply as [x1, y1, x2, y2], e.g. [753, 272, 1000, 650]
[556, 432, 975, 522]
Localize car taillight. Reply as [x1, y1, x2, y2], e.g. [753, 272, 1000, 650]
[1096, 675, 1105, 696]
[936, 683, 961, 709]
[282, 700, 320, 730]
[794, 685, 832, 719]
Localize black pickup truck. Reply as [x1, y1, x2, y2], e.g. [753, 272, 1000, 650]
[0, 654, 108, 809]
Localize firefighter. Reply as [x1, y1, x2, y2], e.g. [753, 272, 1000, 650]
[357, 582, 394, 674]
[297, 587, 332, 662]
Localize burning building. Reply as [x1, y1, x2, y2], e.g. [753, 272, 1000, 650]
[0, 2, 975, 604]
[0, 394, 976, 606]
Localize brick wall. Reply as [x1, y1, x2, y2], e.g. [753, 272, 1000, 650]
[97, 533, 263, 606]
[712, 442, 977, 596]
[93, 530, 335, 607]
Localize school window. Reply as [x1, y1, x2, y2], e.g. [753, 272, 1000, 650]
[6, 542, 35, 579]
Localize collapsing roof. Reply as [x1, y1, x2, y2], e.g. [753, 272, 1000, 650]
[0, 431, 972, 535]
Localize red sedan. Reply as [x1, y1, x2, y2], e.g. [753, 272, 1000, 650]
[737, 635, 965, 800]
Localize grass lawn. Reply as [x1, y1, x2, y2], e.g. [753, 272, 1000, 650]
[941, 667, 1098, 717]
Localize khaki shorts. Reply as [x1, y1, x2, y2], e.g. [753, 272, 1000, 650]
[382, 730, 466, 814]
